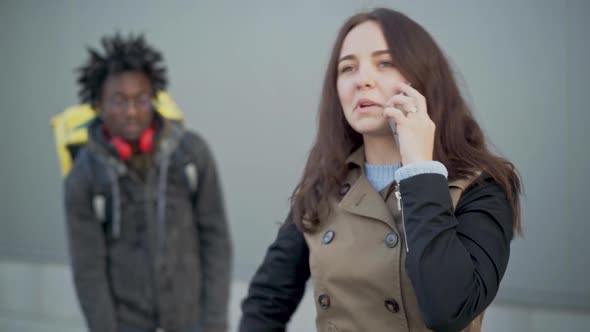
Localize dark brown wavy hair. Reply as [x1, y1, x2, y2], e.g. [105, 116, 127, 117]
[291, 8, 522, 234]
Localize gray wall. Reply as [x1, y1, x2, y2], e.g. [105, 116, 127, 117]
[1, 0, 588, 311]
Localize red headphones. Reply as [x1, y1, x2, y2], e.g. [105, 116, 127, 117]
[109, 127, 155, 161]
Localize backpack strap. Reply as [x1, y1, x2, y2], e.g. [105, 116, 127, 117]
[172, 132, 200, 204]
[74, 148, 114, 228]
[184, 162, 198, 195]
[92, 194, 107, 223]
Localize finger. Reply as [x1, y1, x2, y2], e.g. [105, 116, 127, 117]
[396, 82, 427, 113]
[385, 93, 413, 109]
[383, 106, 407, 126]
[386, 94, 419, 116]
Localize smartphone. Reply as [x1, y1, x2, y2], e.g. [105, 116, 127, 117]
[388, 84, 411, 145]
[388, 116, 399, 146]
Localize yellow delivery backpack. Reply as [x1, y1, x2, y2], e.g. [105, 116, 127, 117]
[51, 91, 184, 177]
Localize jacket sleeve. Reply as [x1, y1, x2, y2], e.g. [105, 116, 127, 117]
[64, 161, 117, 332]
[400, 173, 514, 332]
[239, 211, 310, 332]
[191, 136, 233, 332]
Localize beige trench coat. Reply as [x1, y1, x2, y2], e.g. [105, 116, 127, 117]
[303, 147, 483, 332]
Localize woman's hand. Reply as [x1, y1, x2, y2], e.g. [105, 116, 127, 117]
[382, 82, 435, 166]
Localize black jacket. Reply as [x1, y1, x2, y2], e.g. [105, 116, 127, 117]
[64, 115, 232, 332]
[239, 173, 514, 331]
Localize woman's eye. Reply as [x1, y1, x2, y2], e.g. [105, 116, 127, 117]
[379, 61, 395, 68]
[339, 65, 354, 73]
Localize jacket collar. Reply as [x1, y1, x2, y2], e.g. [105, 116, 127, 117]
[345, 145, 366, 172]
[342, 144, 482, 223]
[339, 145, 396, 227]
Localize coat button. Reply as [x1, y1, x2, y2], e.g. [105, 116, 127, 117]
[385, 298, 400, 313]
[384, 232, 399, 248]
[318, 294, 331, 309]
[340, 183, 351, 195]
[322, 230, 335, 244]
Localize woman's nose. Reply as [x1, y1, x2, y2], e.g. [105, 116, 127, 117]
[355, 66, 375, 89]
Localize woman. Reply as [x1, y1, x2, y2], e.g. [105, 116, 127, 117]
[239, 8, 521, 332]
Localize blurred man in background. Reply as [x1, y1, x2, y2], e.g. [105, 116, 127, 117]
[64, 33, 232, 332]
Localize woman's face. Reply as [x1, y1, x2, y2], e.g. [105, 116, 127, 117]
[337, 20, 408, 136]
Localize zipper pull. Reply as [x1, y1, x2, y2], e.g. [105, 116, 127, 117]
[395, 182, 410, 253]
[395, 183, 402, 211]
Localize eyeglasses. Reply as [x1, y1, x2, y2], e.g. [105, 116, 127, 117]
[106, 94, 154, 113]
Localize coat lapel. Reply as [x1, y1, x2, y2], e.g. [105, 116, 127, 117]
[338, 173, 395, 226]
[338, 146, 395, 227]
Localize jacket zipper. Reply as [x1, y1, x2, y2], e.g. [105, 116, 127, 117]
[395, 182, 409, 253]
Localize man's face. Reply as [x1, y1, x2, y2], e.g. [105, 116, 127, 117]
[97, 71, 154, 142]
